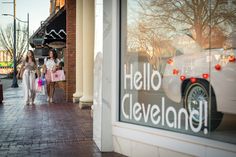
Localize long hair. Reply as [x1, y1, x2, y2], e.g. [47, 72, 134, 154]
[26, 50, 36, 64]
[47, 49, 58, 63]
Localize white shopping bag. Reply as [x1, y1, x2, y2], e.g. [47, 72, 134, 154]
[41, 83, 46, 95]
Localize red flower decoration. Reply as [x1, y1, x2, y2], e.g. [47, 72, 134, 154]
[215, 64, 221, 71]
[167, 58, 173, 65]
[229, 55, 236, 62]
[190, 77, 197, 83]
[180, 75, 186, 81]
[202, 73, 209, 79]
[173, 69, 179, 75]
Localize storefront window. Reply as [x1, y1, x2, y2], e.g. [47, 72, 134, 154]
[119, 0, 236, 144]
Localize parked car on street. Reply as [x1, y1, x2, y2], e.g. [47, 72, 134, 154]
[162, 48, 236, 131]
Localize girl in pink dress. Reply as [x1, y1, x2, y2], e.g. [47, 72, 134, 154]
[42, 49, 60, 103]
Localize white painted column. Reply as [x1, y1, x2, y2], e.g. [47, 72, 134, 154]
[93, 0, 113, 152]
[73, 0, 84, 102]
[79, 0, 95, 107]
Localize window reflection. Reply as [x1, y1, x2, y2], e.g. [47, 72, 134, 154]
[120, 0, 236, 144]
[126, 0, 236, 70]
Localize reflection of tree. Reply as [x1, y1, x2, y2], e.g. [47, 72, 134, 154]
[127, 20, 175, 70]
[137, 0, 236, 48]
[127, 0, 236, 70]
[0, 23, 27, 66]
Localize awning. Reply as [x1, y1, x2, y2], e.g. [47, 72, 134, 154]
[30, 7, 66, 49]
[44, 8, 66, 48]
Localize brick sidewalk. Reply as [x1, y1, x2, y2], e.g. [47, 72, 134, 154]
[0, 84, 124, 157]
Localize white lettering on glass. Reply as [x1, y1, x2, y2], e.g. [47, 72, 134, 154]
[121, 63, 208, 134]
[124, 63, 162, 91]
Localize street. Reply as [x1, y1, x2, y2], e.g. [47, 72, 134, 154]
[0, 75, 13, 91]
[0, 83, 124, 157]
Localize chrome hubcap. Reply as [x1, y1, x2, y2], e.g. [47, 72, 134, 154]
[187, 85, 208, 123]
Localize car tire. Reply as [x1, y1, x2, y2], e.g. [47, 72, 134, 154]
[183, 80, 223, 131]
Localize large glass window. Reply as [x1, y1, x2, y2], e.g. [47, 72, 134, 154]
[119, 0, 236, 144]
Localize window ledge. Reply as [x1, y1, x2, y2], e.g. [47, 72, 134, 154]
[112, 121, 236, 156]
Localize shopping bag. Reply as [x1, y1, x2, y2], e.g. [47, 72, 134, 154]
[41, 77, 47, 95]
[51, 70, 65, 82]
[35, 78, 42, 92]
[35, 78, 46, 94]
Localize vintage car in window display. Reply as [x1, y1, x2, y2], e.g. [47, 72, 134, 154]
[162, 48, 236, 131]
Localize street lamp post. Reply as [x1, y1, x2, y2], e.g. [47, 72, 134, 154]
[12, 0, 18, 88]
[27, 13, 29, 50]
[2, 0, 18, 87]
[2, 1, 30, 88]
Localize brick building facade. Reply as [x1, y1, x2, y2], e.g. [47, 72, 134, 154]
[64, 0, 76, 101]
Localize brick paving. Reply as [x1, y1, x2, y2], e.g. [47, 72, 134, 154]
[0, 84, 125, 157]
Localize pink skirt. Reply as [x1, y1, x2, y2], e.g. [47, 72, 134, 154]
[45, 70, 52, 84]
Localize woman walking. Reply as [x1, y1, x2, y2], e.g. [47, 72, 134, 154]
[43, 49, 60, 103]
[18, 50, 39, 105]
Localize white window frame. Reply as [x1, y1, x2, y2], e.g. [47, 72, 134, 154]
[110, 0, 236, 156]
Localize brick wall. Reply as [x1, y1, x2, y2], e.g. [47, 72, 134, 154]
[64, 0, 76, 102]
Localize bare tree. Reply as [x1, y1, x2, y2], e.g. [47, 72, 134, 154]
[126, 0, 236, 70]
[0, 23, 28, 66]
[137, 0, 236, 47]
[127, 18, 175, 71]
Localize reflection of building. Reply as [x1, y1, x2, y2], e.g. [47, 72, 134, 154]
[0, 50, 13, 74]
[0, 50, 11, 62]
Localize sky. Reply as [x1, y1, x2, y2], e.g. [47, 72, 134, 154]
[0, 0, 50, 34]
